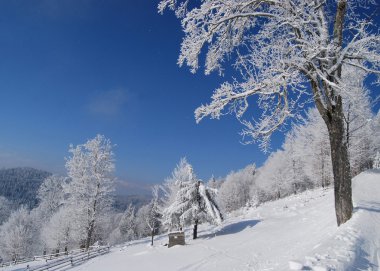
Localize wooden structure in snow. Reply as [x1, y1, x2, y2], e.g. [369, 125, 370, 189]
[168, 231, 185, 248]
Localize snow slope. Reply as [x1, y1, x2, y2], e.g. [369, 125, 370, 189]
[69, 170, 380, 270]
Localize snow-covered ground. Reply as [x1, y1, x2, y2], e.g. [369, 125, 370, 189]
[69, 170, 379, 271]
[6, 170, 379, 271]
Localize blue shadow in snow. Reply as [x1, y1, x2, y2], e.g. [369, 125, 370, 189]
[354, 201, 380, 214]
[349, 239, 378, 271]
[200, 219, 261, 239]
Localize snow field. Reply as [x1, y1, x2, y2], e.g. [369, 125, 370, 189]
[65, 171, 380, 270]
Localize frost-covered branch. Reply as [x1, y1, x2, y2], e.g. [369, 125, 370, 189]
[159, 0, 380, 150]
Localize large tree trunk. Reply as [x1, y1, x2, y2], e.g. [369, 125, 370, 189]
[325, 96, 353, 226]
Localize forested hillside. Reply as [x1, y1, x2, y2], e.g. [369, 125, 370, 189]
[0, 168, 51, 208]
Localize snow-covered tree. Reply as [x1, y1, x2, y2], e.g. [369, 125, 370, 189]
[371, 111, 380, 154]
[159, 0, 380, 226]
[340, 65, 374, 175]
[144, 186, 161, 245]
[118, 204, 137, 242]
[0, 207, 38, 262]
[206, 175, 223, 190]
[373, 152, 380, 169]
[290, 109, 333, 188]
[65, 134, 115, 249]
[0, 196, 13, 226]
[160, 158, 190, 229]
[255, 151, 296, 201]
[36, 175, 66, 221]
[135, 188, 162, 245]
[105, 211, 124, 246]
[162, 158, 222, 239]
[217, 164, 256, 212]
[40, 207, 74, 252]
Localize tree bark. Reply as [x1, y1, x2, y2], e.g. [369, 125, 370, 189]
[193, 219, 198, 240]
[85, 220, 95, 250]
[85, 183, 100, 250]
[324, 96, 353, 226]
[151, 230, 154, 246]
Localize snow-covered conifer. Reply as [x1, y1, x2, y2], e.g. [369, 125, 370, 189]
[163, 158, 222, 239]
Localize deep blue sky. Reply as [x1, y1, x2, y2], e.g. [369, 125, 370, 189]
[0, 0, 277, 191]
[0, 1, 378, 193]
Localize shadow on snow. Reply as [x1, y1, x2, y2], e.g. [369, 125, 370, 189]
[200, 219, 261, 239]
[354, 201, 380, 214]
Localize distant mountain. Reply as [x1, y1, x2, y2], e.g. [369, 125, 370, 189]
[113, 194, 152, 212]
[0, 167, 51, 208]
[0, 167, 151, 211]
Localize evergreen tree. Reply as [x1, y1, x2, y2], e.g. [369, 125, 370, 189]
[163, 158, 222, 239]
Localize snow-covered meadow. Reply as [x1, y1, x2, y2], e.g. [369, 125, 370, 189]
[64, 170, 380, 271]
